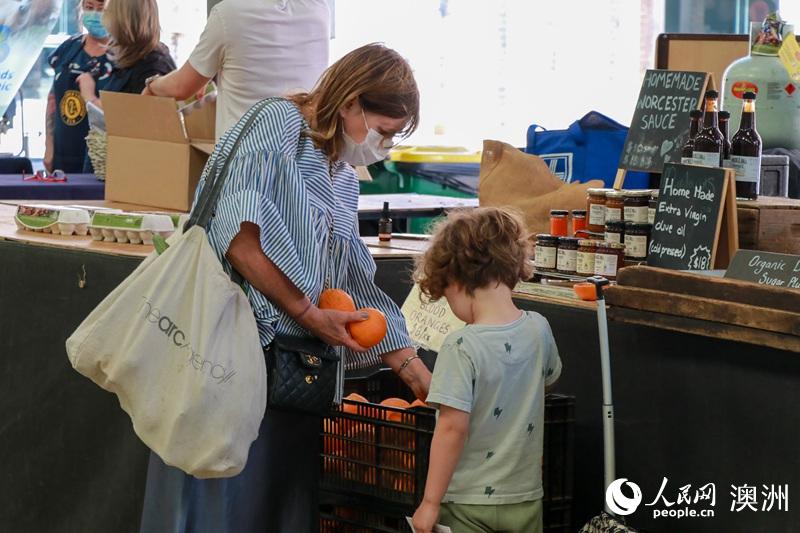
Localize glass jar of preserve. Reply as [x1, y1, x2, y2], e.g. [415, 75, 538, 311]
[576, 239, 597, 277]
[648, 190, 659, 225]
[586, 188, 608, 232]
[571, 209, 587, 235]
[594, 242, 625, 281]
[557, 237, 579, 274]
[604, 220, 625, 245]
[534, 234, 559, 272]
[623, 190, 650, 223]
[549, 210, 569, 237]
[624, 222, 651, 261]
[604, 190, 625, 223]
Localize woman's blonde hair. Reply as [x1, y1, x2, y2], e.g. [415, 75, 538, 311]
[103, 0, 160, 69]
[288, 43, 419, 161]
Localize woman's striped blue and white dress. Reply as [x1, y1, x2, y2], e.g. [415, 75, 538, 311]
[197, 98, 412, 399]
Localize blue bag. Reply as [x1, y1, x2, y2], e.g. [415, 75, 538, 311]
[525, 111, 650, 189]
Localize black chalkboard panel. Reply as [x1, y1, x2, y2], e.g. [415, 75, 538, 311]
[648, 163, 735, 270]
[725, 250, 800, 289]
[619, 70, 710, 173]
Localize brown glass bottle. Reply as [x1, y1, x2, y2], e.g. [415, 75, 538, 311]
[730, 91, 762, 200]
[692, 90, 723, 167]
[718, 110, 731, 165]
[680, 109, 703, 164]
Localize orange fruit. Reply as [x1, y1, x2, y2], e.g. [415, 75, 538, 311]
[319, 288, 356, 312]
[410, 399, 428, 408]
[347, 308, 387, 348]
[380, 397, 410, 422]
[343, 392, 368, 414]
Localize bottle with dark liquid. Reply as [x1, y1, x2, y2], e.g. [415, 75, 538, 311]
[718, 110, 732, 166]
[680, 109, 703, 164]
[730, 91, 762, 200]
[378, 201, 392, 241]
[692, 90, 723, 167]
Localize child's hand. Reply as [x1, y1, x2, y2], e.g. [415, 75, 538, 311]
[411, 500, 440, 533]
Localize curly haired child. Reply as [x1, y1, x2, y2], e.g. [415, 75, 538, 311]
[411, 207, 562, 533]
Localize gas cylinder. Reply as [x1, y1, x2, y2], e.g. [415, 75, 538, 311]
[721, 21, 800, 150]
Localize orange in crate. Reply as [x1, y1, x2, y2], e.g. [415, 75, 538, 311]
[347, 308, 387, 348]
[318, 288, 356, 312]
[379, 397, 410, 422]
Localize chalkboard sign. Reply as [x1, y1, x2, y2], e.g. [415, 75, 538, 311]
[725, 250, 800, 289]
[619, 70, 710, 175]
[648, 163, 738, 270]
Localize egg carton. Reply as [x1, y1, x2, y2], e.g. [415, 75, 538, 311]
[14, 204, 99, 236]
[88, 212, 176, 245]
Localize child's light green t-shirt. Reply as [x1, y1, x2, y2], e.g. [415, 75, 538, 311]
[426, 311, 562, 505]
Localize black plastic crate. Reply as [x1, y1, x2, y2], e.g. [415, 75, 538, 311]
[320, 503, 408, 533]
[321, 400, 436, 508]
[320, 394, 575, 528]
[542, 393, 576, 506]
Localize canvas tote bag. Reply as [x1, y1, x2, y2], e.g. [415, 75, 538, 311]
[65, 101, 271, 479]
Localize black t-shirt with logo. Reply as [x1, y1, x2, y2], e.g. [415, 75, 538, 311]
[48, 35, 114, 173]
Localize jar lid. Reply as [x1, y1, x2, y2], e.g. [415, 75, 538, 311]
[605, 190, 625, 199]
[624, 189, 652, 198]
[625, 222, 652, 231]
[558, 237, 580, 246]
[578, 239, 598, 247]
[549, 209, 569, 216]
[605, 220, 626, 231]
[650, 190, 659, 198]
[536, 233, 559, 243]
[571, 209, 587, 216]
[587, 188, 610, 196]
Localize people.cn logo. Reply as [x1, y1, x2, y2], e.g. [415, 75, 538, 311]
[606, 478, 643, 516]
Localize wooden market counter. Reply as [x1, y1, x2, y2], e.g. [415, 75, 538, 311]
[2, 201, 800, 532]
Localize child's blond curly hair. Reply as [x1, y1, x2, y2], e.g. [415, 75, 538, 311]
[414, 207, 533, 300]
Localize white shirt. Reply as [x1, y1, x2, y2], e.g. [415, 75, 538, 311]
[189, 0, 330, 138]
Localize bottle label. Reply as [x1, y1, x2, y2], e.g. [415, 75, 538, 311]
[605, 207, 622, 223]
[576, 250, 595, 275]
[681, 156, 697, 165]
[625, 234, 648, 259]
[605, 232, 623, 244]
[693, 151, 721, 167]
[534, 245, 557, 269]
[624, 205, 648, 224]
[557, 248, 577, 272]
[589, 204, 605, 226]
[648, 207, 655, 225]
[729, 155, 761, 184]
[594, 252, 618, 277]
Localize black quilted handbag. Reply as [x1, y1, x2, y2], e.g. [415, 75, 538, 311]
[264, 335, 340, 416]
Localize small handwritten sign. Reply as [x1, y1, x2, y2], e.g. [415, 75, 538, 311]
[648, 163, 736, 270]
[620, 70, 709, 173]
[725, 250, 800, 289]
[401, 284, 465, 352]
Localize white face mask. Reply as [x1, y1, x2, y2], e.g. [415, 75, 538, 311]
[340, 109, 393, 166]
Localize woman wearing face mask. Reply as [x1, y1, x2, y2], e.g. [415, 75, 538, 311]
[76, 0, 175, 106]
[138, 43, 432, 533]
[44, 0, 113, 173]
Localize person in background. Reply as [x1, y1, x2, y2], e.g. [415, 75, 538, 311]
[411, 208, 562, 533]
[44, 0, 113, 173]
[76, 0, 175, 103]
[142, 0, 330, 138]
[137, 43, 430, 533]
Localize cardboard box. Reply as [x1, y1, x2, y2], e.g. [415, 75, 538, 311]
[101, 91, 215, 212]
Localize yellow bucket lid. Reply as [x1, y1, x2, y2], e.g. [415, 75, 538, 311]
[389, 145, 482, 164]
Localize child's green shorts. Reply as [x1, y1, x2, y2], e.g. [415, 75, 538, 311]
[439, 498, 543, 533]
